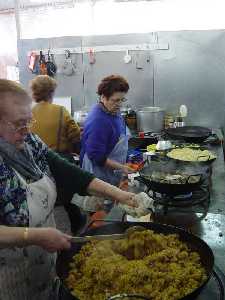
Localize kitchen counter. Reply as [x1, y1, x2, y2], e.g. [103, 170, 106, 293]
[107, 129, 225, 272]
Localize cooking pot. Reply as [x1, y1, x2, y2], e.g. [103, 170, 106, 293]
[136, 107, 165, 133]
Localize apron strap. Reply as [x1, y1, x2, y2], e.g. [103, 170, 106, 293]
[56, 106, 63, 152]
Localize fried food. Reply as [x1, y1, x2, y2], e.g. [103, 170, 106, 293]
[167, 148, 216, 162]
[66, 230, 207, 300]
[146, 171, 200, 184]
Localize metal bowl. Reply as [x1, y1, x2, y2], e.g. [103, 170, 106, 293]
[156, 140, 172, 151]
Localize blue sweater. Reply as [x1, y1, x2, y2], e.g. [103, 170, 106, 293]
[80, 104, 126, 166]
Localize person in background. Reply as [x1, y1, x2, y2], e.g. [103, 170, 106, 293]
[30, 75, 80, 158]
[0, 79, 145, 300]
[30, 75, 82, 234]
[80, 74, 134, 187]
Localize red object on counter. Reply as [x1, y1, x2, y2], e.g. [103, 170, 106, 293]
[138, 131, 145, 138]
[89, 211, 106, 229]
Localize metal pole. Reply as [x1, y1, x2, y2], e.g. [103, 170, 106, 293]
[14, 0, 21, 41]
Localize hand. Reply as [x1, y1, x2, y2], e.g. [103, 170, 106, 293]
[121, 165, 136, 174]
[134, 192, 155, 217]
[28, 228, 72, 253]
[117, 191, 138, 207]
[118, 192, 154, 218]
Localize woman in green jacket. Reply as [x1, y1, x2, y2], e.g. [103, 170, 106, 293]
[0, 79, 140, 300]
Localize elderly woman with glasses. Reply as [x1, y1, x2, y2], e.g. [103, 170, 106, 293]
[0, 79, 151, 300]
[80, 75, 134, 189]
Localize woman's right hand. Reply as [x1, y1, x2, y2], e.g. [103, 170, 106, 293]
[28, 228, 72, 253]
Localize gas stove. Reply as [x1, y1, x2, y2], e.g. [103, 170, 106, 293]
[148, 175, 210, 216]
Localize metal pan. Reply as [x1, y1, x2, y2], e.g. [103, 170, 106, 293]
[165, 148, 217, 166]
[137, 159, 203, 195]
[165, 126, 212, 143]
[56, 222, 214, 300]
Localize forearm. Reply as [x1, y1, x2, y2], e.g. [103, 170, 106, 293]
[0, 226, 41, 248]
[105, 158, 124, 171]
[86, 178, 137, 206]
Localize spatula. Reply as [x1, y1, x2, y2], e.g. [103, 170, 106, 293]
[70, 225, 145, 243]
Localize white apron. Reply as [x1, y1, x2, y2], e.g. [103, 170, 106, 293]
[0, 172, 57, 300]
[72, 128, 130, 212]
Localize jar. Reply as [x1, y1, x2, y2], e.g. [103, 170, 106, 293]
[164, 113, 174, 129]
[125, 109, 137, 131]
[174, 115, 185, 127]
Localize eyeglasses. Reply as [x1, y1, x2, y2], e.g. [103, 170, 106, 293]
[6, 118, 36, 133]
[110, 97, 128, 104]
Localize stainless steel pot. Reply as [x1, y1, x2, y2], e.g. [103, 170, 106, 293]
[137, 107, 165, 133]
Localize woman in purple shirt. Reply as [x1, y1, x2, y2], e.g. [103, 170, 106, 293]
[80, 75, 133, 186]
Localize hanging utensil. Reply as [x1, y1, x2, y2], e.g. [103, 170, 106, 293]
[61, 50, 76, 76]
[46, 49, 57, 77]
[39, 50, 47, 75]
[124, 50, 132, 64]
[89, 48, 96, 64]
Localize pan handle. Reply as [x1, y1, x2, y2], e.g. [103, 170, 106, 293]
[82, 218, 127, 234]
[107, 294, 151, 300]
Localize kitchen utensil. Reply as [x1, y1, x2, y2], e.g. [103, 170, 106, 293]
[166, 147, 217, 166]
[142, 151, 155, 163]
[70, 225, 145, 243]
[137, 107, 165, 133]
[179, 105, 188, 118]
[138, 167, 202, 195]
[166, 126, 212, 143]
[46, 49, 57, 77]
[124, 50, 132, 64]
[57, 222, 214, 300]
[61, 50, 76, 76]
[136, 157, 203, 195]
[39, 50, 47, 75]
[156, 140, 172, 151]
[164, 113, 174, 129]
[108, 294, 150, 300]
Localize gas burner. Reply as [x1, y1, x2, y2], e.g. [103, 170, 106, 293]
[148, 184, 210, 216]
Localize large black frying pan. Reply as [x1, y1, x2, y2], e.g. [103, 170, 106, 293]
[137, 159, 203, 195]
[165, 126, 212, 143]
[56, 222, 214, 300]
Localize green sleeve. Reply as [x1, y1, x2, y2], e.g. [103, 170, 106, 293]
[46, 149, 95, 196]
